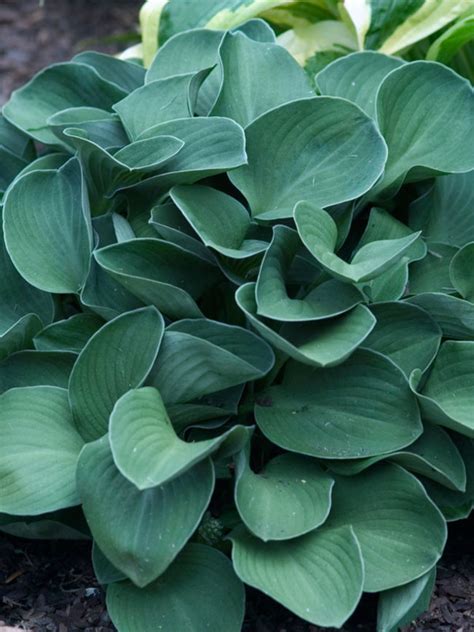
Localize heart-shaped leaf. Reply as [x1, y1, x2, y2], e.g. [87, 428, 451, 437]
[326, 463, 446, 591]
[3, 159, 93, 293]
[107, 544, 245, 632]
[229, 96, 387, 220]
[373, 61, 474, 196]
[149, 319, 274, 404]
[316, 51, 404, 118]
[235, 449, 334, 540]
[255, 350, 422, 459]
[77, 436, 214, 586]
[231, 524, 363, 628]
[294, 202, 420, 283]
[362, 302, 441, 375]
[211, 31, 313, 127]
[69, 307, 164, 441]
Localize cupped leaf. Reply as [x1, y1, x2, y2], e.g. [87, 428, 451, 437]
[377, 568, 436, 632]
[211, 31, 312, 127]
[147, 28, 223, 81]
[0, 386, 83, 515]
[407, 293, 474, 340]
[229, 96, 387, 220]
[3, 159, 93, 293]
[362, 302, 441, 376]
[0, 351, 76, 394]
[412, 341, 474, 437]
[148, 319, 274, 404]
[450, 242, 474, 301]
[149, 200, 214, 260]
[255, 225, 365, 321]
[235, 449, 334, 541]
[77, 436, 214, 586]
[231, 524, 363, 628]
[73, 51, 146, 93]
[109, 387, 251, 488]
[170, 184, 267, 258]
[409, 170, 474, 248]
[328, 423, 467, 492]
[119, 116, 247, 202]
[34, 314, 104, 353]
[294, 201, 420, 283]
[49, 109, 128, 150]
[3, 62, 126, 145]
[113, 74, 199, 140]
[107, 544, 245, 632]
[357, 207, 426, 302]
[237, 283, 375, 367]
[94, 238, 219, 319]
[69, 307, 164, 442]
[146, 27, 224, 114]
[373, 61, 474, 196]
[64, 129, 184, 215]
[255, 350, 422, 459]
[326, 463, 447, 592]
[316, 51, 404, 118]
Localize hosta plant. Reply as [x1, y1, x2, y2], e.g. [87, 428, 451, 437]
[1, 19, 474, 632]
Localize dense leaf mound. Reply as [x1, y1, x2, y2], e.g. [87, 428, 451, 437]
[1, 19, 474, 632]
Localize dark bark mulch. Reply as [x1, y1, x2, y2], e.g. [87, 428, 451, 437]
[0, 0, 141, 105]
[1, 519, 473, 631]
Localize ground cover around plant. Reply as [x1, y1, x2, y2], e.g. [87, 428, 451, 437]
[1, 522, 474, 630]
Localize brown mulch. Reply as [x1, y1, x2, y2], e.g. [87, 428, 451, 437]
[0, 0, 141, 105]
[1, 521, 474, 631]
[0, 538, 113, 631]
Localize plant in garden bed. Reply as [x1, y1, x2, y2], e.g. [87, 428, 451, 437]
[0, 15, 474, 632]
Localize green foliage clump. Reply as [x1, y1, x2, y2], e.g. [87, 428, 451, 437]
[0, 19, 474, 632]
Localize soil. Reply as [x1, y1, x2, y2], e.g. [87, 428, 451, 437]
[1, 519, 474, 631]
[0, 0, 141, 105]
[1, 2, 474, 630]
